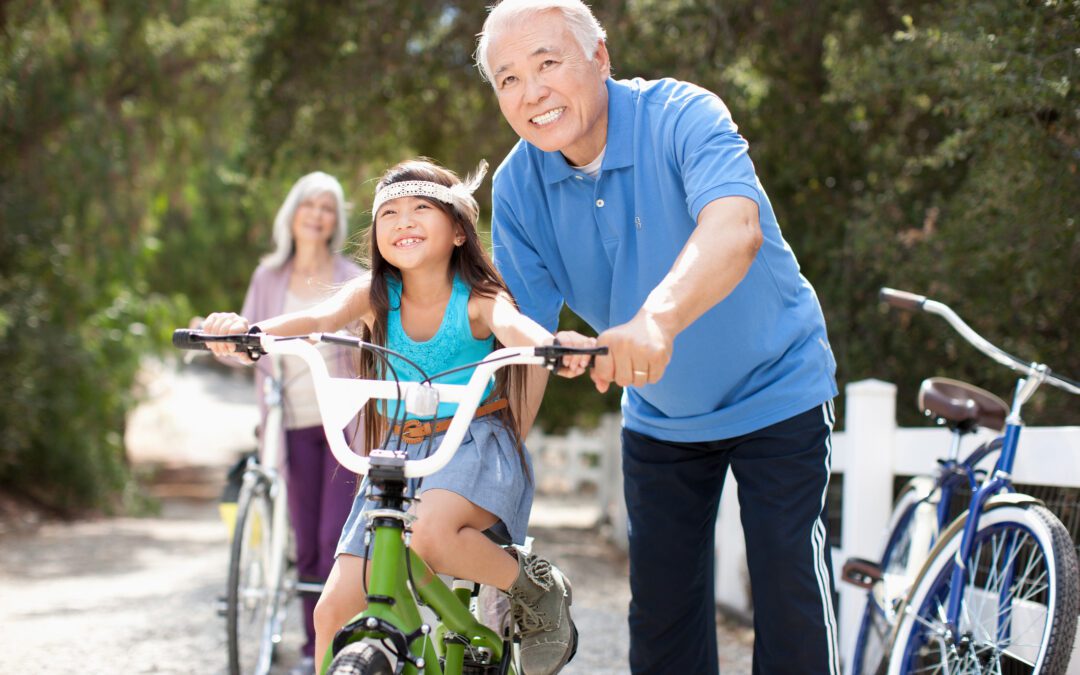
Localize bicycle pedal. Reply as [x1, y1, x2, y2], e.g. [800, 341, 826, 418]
[841, 557, 883, 589]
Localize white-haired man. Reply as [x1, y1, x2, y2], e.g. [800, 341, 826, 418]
[477, 1, 841, 673]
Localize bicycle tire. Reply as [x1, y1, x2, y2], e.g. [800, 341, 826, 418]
[226, 478, 279, 675]
[327, 642, 393, 675]
[851, 478, 939, 675]
[887, 503, 1079, 675]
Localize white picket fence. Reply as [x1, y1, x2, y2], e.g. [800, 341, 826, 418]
[527, 379, 1080, 673]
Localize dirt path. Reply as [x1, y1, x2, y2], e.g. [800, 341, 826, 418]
[0, 498, 242, 674]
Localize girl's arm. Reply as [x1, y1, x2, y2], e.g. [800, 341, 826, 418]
[472, 290, 595, 436]
[202, 273, 372, 361]
[471, 291, 595, 375]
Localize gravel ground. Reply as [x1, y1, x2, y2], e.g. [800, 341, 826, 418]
[0, 497, 753, 675]
[0, 360, 754, 674]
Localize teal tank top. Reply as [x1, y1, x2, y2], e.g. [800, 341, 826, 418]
[382, 275, 496, 421]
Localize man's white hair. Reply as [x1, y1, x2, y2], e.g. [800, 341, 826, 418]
[262, 171, 350, 269]
[475, 0, 607, 85]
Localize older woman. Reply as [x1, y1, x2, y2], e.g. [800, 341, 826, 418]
[240, 172, 364, 673]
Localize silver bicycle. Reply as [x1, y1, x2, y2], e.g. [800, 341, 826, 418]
[221, 356, 324, 675]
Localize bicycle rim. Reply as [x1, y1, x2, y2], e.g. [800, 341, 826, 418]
[853, 482, 938, 675]
[226, 482, 278, 675]
[889, 504, 1079, 675]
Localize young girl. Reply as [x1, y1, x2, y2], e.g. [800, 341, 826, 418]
[202, 158, 592, 675]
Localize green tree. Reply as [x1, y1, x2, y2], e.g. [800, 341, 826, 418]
[0, 0, 258, 513]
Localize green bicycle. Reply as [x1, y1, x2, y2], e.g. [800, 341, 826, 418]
[173, 328, 602, 675]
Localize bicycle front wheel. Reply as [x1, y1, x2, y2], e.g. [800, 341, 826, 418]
[226, 478, 279, 675]
[852, 479, 939, 675]
[888, 503, 1079, 675]
[327, 643, 393, 675]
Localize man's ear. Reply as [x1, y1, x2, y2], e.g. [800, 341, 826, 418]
[594, 40, 611, 78]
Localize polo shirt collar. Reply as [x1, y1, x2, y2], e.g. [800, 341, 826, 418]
[601, 78, 634, 171]
[539, 77, 635, 184]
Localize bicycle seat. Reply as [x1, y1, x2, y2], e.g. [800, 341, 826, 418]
[918, 377, 1009, 432]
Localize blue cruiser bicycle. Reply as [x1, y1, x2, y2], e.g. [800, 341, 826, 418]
[857, 288, 1080, 674]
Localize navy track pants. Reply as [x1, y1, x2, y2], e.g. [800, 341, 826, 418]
[622, 402, 840, 674]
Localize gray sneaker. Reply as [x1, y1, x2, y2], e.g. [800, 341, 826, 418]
[506, 552, 578, 675]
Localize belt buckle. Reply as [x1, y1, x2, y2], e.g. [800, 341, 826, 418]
[400, 419, 427, 444]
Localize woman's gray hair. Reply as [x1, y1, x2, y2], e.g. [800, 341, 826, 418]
[262, 171, 349, 269]
[475, 0, 607, 85]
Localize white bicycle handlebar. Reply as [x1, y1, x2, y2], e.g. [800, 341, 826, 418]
[261, 334, 545, 478]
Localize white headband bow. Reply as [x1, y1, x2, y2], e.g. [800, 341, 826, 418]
[372, 160, 489, 216]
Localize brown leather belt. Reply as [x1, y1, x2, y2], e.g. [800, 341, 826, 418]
[391, 399, 508, 444]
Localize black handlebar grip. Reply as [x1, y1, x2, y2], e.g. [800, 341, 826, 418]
[172, 329, 210, 351]
[880, 287, 927, 312]
[586, 346, 608, 368]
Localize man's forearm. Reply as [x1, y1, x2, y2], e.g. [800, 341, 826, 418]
[641, 196, 762, 336]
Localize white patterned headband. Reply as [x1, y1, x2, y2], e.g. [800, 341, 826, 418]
[372, 160, 489, 218]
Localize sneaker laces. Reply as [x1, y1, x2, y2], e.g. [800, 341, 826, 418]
[511, 597, 552, 634]
[509, 555, 558, 633]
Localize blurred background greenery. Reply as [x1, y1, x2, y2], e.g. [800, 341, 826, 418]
[2, 0, 1077, 514]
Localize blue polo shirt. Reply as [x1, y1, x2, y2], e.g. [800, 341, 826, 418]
[492, 77, 837, 442]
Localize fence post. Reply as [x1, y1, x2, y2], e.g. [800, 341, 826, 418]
[839, 379, 897, 672]
[599, 414, 628, 551]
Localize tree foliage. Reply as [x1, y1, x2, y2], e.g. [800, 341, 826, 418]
[2, 0, 1076, 512]
[0, 0, 259, 512]
[825, 0, 1079, 423]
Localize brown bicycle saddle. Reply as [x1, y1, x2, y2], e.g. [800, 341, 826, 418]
[918, 377, 1009, 432]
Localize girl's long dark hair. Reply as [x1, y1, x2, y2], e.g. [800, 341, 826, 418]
[358, 158, 531, 478]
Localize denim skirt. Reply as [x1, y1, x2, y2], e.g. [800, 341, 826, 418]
[335, 415, 534, 558]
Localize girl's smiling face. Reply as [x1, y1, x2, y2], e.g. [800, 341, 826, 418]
[375, 196, 463, 273]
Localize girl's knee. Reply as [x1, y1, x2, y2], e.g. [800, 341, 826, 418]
[313, 593, 346, 634]
[409, 518, 453, 571]
[314, 581, 367, 634]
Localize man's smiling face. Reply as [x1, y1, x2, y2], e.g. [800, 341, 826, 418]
[488, 10, 610, 167]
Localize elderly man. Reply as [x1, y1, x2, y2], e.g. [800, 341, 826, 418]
[476, 1, 840, 673]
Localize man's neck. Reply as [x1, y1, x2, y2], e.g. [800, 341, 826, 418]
[560, 88, 609, 166]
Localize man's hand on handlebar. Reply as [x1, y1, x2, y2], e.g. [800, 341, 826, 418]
[591, 311, 673, 393]
[201, 312, 253, 362]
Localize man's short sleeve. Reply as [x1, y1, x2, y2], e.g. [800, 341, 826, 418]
[673, 92, 762, 220]
[491, 192, 564, 332]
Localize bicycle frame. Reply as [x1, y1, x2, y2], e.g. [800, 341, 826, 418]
[925, 436, 1004, 532]
[939, 382, 1041, 637]
[320, 485, 509, 675]
[854, 434, 997, 636]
